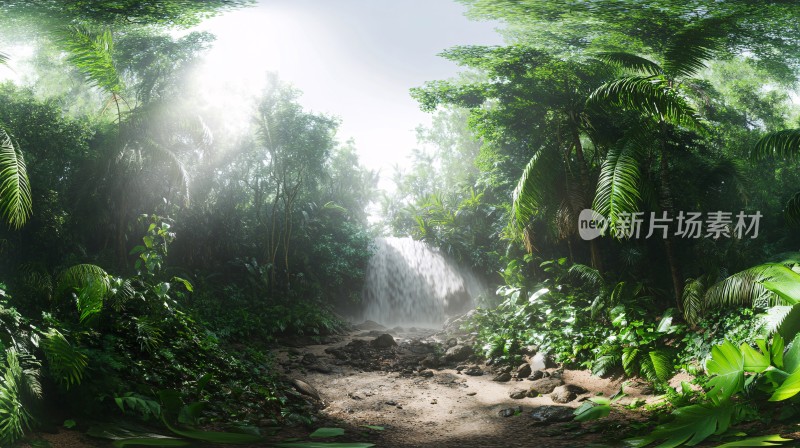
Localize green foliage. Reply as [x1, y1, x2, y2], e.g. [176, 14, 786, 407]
[41, 328, 88, 388]
[0, 127, 31, 229]
[628, 402, 736, 447]
[0, 349, 37, 446]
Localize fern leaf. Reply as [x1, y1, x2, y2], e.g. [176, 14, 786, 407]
[41, 329, 88, 389]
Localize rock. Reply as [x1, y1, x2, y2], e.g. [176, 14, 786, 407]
[371, 333, 397, 348]
[493, 372, 512, 382]
[444, 344, 472, 362]
[392, 326, 404, 333]
[430, 399, 438, 404]
[421, 354, 439, 369]
[455, 364, 468, 372]
[309, 363, 332, 374]
[516, 363, 532, 378]
[527, 377, 564, 396]
[498, 406, 522, 417]
[528, 370, 548, 381]
[446, 338, 458, 348]
[529, 405, 575, 423]
[530, 352, 550, 371]
[499, 365, 513, 374]
[355, 320, 386, 331]
[291, 379, 320, 400]
[385, 400, 398, 406]
[466, 392, 477, 396]
[418, 369, 434, 378]
[509, 389, 528, 399]
[550, 385, 587, 403]
[463, 366, 483, 376]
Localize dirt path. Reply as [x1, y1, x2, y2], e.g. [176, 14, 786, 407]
[276, 324, 660, 448]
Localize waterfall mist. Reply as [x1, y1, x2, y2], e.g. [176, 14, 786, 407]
[361, 237, 487, 327]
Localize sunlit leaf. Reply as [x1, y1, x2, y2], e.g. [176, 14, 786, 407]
[705, 340, 744, 401]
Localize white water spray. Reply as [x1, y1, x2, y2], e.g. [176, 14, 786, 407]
[361, 237, 486, 327]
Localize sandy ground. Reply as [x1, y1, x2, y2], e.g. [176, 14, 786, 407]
[276, 328, 661, 448]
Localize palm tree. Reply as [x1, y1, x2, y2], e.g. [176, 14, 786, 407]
[586, 18, 730, 309]
[511, 59, 610, 270]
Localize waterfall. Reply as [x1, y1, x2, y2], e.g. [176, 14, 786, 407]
[361, 237, 486, 327]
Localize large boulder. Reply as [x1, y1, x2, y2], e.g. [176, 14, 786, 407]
[550, 384, 588, 403]
[370, 333, 397, 348]
[527, 377, 564, 396]
[444, 344, 472, 362]
[516, 363, 532, 378]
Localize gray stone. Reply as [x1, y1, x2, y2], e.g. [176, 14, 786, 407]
[418, 369, 434, 378]
[516, 363, 532, 378]
[371, 333, 397, 348]
[550, 384, 587, 403]
[529, 405, 575, 423]
[493, 372, 512, 382]
[421, 354, 439, 369]
[444, 344, 472, 362]
[498, 406, 523, 417]
[446, 338, 458, 348]
[527, 377, 564, 396]
[509, 389, 528, 399]
[463, 366, 483, 376]
[528, 370, 548, 381]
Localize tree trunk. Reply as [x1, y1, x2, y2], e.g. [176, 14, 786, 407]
[659, 125, 683, 310]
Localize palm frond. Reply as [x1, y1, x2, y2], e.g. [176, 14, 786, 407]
[785, 192, 800, 228]
[752, 129, 800, 161]
[55, 264, 110, 299]
[593, 145, 642, 234]
[663, 18, 729, 78]
[594, 52, 662, 76]
[0, 129, 32, 229]
[683, 276, 711, 325]
[0, 52, 8, 66]
[0, 349, 36, 445]
[61, 25, 123, 94]
[569, 263, 604, 289]
[588, 76, 704, 130]
[41, 329, 88, 389]
[704, 263, 799, 313]
[134, 317, 163, 353]
[511, 148, 561, 235]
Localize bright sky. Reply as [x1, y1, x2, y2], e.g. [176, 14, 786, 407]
[191, 0, 503, 182]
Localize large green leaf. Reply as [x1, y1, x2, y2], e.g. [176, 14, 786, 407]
[760, 267, 800, 304]
[627, 402, 734, 447]
[162, 419, 262, 444]
[0, 129, 31, 229]
[274, 444, 375, 448]
[705, 340, 744, 401]
[593, 145, 642, 236]
[310, 428, 345, 438]
[715, 434, 791, 447]
[86, 425, 188, 447]
[741, 342, 770, 373]
[770, 366, 800, 401]
[649, 349, 674, 382]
